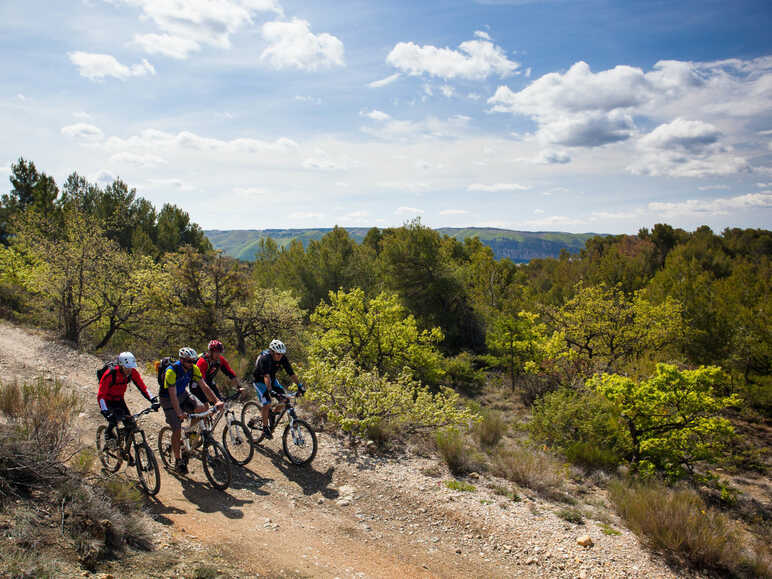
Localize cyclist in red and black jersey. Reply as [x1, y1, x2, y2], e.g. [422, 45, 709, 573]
[97, 352, 159, 447]
[192, 339, 239, 406]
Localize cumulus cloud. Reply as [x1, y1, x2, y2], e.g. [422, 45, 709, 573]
[61, 123, 104, 141]
[114, 0, 282, 59]
[91, 170, 116, 185]
[630, 118, 748, 177]
[261, 19, 344, 71]
[536, 149, 571, 164]
[360, 109, 391, 121]
[649, 192, 772, 218]
[474, 30, 491, 40]
[440, 84, 455, 98]
[68, 52, 155, 80]
[468, 183, 530, 192]
[488, 56, 772, 156]
[386, 36, 519, 80]
[367, 73, 401, 88]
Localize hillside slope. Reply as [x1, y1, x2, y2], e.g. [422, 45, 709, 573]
[0, 321, 683, 578]
[205, 227, 601, 262]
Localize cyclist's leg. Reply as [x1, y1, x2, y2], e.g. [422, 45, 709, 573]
[161, 396, 185, 460]
[253, 380, 273, 436]
[189, 383, 208, 409]
[105, 400, 129, 438]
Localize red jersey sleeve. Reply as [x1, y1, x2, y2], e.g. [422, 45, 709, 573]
[196, 356, 209, 377]
[97, 369, 116, 404]
[129, 368, 152, 400]
[219, 356, 237, 379]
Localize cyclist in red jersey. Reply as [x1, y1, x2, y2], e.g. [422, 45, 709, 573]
[98, 352, 159, 451]
[192, 339, 239, 407]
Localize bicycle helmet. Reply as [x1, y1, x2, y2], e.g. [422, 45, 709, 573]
[208, 339, 224, 353]
[179, 347, 197, 361]
[117, 351, 138, 369]
[268, 339, 286, 354]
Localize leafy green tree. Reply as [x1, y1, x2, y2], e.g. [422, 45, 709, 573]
[486, 311, 553, 391]
[543, 283, 684, 383]
[156, 204, 211, 254]
[588, 364, 739, 480]
[1, 158, 59, 244]
[310, 288, 446, 386]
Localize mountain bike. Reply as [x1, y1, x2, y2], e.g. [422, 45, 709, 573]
[96, 406, 161, 496]
[206, 388, 254, 465]
[157, 406, 232, 490]
[241, 384, 317, 466]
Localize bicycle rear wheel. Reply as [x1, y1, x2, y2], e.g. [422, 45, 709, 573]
[157, 426, 174, 470]
[202, 439, 231, 490]
[240, 401, 266, 443]
[134, 442, 161, 495]
[222, 420, 254, 465]
[96, 425, 123, 473]
[282, 419, 317, 466]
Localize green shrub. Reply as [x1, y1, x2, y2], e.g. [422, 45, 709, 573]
[473, 409, 508, 448]
[491, 444, 566, 500]
[531, 388, 628, 469]
[609, 479, 769, 577]
[445, 480, 476, 492]
[490, 484, 521, 501]
[556, 508, 584, 525]
[445, 351, 486, 394]
[600, 524, 621, 536]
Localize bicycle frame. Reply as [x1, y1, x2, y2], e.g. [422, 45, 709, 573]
[181, 406, 218, 453]
[115, 407, 153, 452]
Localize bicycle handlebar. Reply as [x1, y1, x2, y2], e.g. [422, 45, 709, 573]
[132, 407, 156, 420]
[188, 406, 218, 419]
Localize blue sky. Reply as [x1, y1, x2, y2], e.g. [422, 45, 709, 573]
[1, 0, 770, 233]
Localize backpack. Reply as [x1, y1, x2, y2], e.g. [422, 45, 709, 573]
[156, 356, 176, 388]
[97, 360, 118, 382]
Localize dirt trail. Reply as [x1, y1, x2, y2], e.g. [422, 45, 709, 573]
[0, 321, 684, 578]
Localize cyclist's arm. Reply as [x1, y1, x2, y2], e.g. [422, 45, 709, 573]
[129, 369, 153, 401]
[196, 378, 220, 405]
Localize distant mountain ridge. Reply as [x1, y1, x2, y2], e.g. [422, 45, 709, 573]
[205, 227, 603, 262]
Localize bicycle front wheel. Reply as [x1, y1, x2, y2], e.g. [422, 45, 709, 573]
[157, 426, 174, 470]
[282, 419, 317, 466]
[134, 442, 161, 496]
[240, 401, 266, 443]
[222, 420, 254, 465]
[96, 425, 123, 473]
[202, 439, 232, 490]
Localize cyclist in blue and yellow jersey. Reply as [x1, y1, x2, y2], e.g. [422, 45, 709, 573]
[159, 347, 223, 473]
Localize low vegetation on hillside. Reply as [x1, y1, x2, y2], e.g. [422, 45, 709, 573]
[1, 158, 770, 577]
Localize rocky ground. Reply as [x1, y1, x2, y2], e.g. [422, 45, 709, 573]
[0, 321, 700, 578]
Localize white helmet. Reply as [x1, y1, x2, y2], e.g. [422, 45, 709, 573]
[117, 352, 137, 369]
[178, 347, 197, 361]
[269, 339, 286, 354]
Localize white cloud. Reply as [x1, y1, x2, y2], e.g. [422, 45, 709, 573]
[16, 93, 27, 102]
[638, 118, 722, 152]
[395, 206, 425, 215]
[536, 149, 571, 164]
[91, 170, 116, 185]
[362, 114, 471, 141]
[474, 30, 491, 40]
[61, 123, 104, 141]
[115, 0, 282, 59]
[68, 52, 155, 80]
[133, 34, 200, 60]
[698, 184, 730, 191]
[440, 84, 455, 98]
[72, 111, 92, 120]
[360, 109, 391, 121]
[367, 73, 401, 88]
[488, 57, 772, 155]
[147, 177, 194, 191]
[110, 151, 168, 167]
[467, 92, 482, 100]
[386, 36, 519, 80]
[261, 19, 344, 71]
[468, 182, 530, 192]
[295, 95, 322, 104]
[649, 192, 772, 218]
[630, 118, 747, 178]
[440, 209, 469, 215]
[103, 128, 298, 155]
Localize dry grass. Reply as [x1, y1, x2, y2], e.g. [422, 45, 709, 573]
[491, 444, 567, 500]
[472, 409, 508, 448]
[609, 480, 771, 578]
[435, 427, 484, 475]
